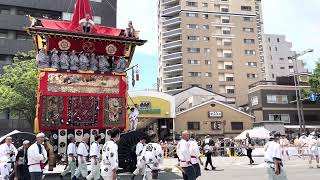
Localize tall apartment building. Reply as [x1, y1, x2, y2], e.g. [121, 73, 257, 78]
[263, 34, 308, 81]
[0, 0, 116, 73]
[158, 0, 264, 106]
[0, 0, 116, 134]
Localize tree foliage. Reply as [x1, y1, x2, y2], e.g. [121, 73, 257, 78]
[309, 60, 320, 93]
[0, 51, 38, 126]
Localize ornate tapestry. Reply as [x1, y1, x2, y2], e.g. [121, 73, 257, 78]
[67, 96, 99, 127]
[41, 96, 64, 128]
[47, 73, 120, 94]
[103, 97, 125, 127]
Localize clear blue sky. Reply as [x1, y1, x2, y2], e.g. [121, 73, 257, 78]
[115, 0, 320, 90]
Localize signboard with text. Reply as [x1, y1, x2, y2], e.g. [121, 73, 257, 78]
[208, 111, 223, 118]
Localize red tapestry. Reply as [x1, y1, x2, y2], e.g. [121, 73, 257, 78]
[47, 37, 126, 56]
[38, 71, 127, 131]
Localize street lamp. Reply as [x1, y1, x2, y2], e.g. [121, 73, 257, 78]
[292, 49, 314, 135]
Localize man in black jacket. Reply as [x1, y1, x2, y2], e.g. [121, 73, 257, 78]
[15, 140, 31, 180]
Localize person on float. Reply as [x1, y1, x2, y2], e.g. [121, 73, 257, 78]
[79, 14, 95, 33]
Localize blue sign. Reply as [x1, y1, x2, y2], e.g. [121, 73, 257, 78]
[309, 93, 318, 102]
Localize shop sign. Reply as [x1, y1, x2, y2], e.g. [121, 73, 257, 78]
[208, 111, 223, 118]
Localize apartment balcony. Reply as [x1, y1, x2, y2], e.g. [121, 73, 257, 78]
[211, 22, 234, 27]
[162, 28, 182, 38]
[163, 76, 184, 85]
[163, 17, 181, 27]
[162, 0, 179, 6]
[163, 64, 183, 72]
[212, 33, 236, 38]
[163, 40, 182, 50]
[162, 5, 181, 17]
[162, 52, 182, 61]
[212, 0, 230, 5]
[163, 85, 183, 94]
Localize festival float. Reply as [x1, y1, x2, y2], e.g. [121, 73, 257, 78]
[28, 0, 147, 172]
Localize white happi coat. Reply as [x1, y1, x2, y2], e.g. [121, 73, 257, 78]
[27, 143, 47, 172]
[101, 140, 118, 177]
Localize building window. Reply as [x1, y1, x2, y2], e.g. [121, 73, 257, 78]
[269, 46, 271, 51]
[244, 39, 255, 44]
[203, 37, 210, 42]
[186, 1, 198, 7]
[62, 12, 73, 21]
[211, 122, 222, 130]
[243, 27, 254, 33]
[188, 60, 200, 64]
[204, 48, 210, 53]
[269, 114, 290, 123]
[93, 16, 101, 25]
[246, 62, 257, 67]
[268, 38, 271, 42]
[251, 96, 258, 106]
[0, 30, 8, 39]
[16, 32, 31, 40]
[202, 3, 208, 7]
[0, 8, 10, 15]
[187, 122, 200, 130]
[277, 38, 280, 42]
[190, 84, 201, 88]
[221, 17, 230, 24]
[271, 65, 274, 69]
[227, 89, 235, 94]
[187, 24, 198, 29]
[202, 14, 209, 19]
[247, 74, 258, 79]
[272, 74, 275, 78]
[187, 48, 200, 53]
[280, 58, 284, 60]
[244, 50, 256, 55]
[203, 25, 209, 30]
[188, 72, 201, 77]
[221, 7, 229, 12]
[275, 47, 278, 51]
[241, 6, 252, 11]
[186, 12, 198, 17]
[267, 95, 288, 104]
[222, 28, 231, 34]
[188, 36, 200, 41]
[226, 77, 234, 81]
[280, 67, 285, 70]
[205, 60, 212, 65]
[231, 122, 244, 130]
[206, 84, 213, 90]
[205, 72, 212, 77]
[243, 17, 253, 21]
[225, 65, 233, 69]
[289, 66, 294, 73]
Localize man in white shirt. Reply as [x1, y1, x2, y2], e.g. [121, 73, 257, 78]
[72, 135, 90, 180]
[177, 131, 196, 180]
[0, 136, 18, 180]
[307, 134, 319, 168]
[87, 135, 102, 180]
[279, 135, 290, 160]
[79, 14, 95, 33]
[264, 132, 288, 180]
[129, 105, 140, 131]
[131, 137, 146, 180]
[189, 134, 203, 179]
[27, 133, 48, 180]
[61, 134, 77, 179]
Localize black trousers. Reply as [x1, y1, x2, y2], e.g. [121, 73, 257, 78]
[247, 148, 254, 163]
[205, 153, 214, 169]
[182, 166, 196, 180]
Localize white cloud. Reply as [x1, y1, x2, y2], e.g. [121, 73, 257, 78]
[116, 0, 158, 56]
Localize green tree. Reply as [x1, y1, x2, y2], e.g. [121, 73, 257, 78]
[309, 60, 320, 93]
[0, 51, 38, 127]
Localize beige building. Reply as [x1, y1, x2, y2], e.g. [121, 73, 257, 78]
[176, 99, 255, 138]
[158, 0, 264, 106]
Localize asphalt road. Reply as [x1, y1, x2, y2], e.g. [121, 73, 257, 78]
[44, 156, 320, 180]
